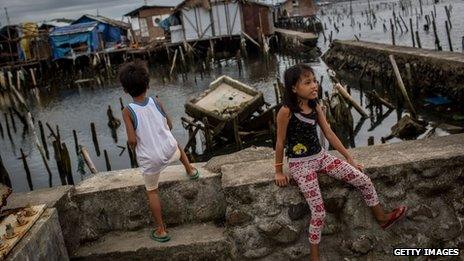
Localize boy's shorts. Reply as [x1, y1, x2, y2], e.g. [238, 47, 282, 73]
[143, 147, 181, 191]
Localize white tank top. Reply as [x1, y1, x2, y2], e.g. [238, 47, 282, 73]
[127, 97, 178, 175]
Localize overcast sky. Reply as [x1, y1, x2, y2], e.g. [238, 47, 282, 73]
[1, 0, 183, 25]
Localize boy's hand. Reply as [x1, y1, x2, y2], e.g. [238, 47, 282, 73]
[128, 138, 137, 149]
[275, 172, 289, 187]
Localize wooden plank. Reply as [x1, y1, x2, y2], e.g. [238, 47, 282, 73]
[0, 204, 46, 259]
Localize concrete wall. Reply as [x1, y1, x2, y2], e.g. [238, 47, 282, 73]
[5, 134, 464, 260]
[7, 208, 68, 261]
[322, 40, 464, 102]
[221, 134, 464, 260]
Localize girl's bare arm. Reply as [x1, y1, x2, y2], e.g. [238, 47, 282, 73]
[275, 106, 291, 186]
[122, 107, 137, 149]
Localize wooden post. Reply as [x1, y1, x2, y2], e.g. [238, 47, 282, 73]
[415, 31, 422, 48]
[389, 55, 417, 119]
[52, 140, 67, 185]
[232, 116, 242, 150]
[409, 18, 415, 47]
[0, 154, 12, 188]
[444, 6, 452, 28]
[38, 121, 49, 159]
[90, 122, 100, 157]
[20, 148, 33, 191]
[61, 143, 74, 185]
[419, 0, 423, 15]
[104, 149, 111, 171]
[431, 15, 441, 51]
[202, 117, 213, 152]
[367, 136, 374, 146]
[4, 113, 12, 140]
[8, 108, 16, 133]
[390, 19, 395, 45]
[445, 21, 453, 52]
[73, 130, 79, 156]
[335, 84, 368, 118]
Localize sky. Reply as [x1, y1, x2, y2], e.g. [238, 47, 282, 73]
[0, 0, 182, 25]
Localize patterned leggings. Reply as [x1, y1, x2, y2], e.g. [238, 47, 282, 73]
[288, 150, 380, 244]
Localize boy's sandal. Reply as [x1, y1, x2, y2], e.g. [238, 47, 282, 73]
[381, 206, 408, 230]
[150, 229, 171, 242]
[188, 168, 200, 180]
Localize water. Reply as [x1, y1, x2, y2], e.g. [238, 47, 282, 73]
[1, 0, 463, 192]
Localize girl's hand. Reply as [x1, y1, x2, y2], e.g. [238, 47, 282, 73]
[347, 158, 364, 172]
[275, 172, 289, 187]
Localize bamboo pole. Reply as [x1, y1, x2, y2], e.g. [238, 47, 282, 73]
[389, 55, 417, 119]
[80, 146, 98, 174]
[335, 83, 368, 118]
[169, 49, 178, 76]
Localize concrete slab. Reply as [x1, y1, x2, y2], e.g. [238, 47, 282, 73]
[222, 134, 464, 188]
[5, 185, 73, 210]
[72, 223, 233, 261]
[75, 163, 216, 195]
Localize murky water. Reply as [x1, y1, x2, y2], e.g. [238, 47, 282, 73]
[1, 0, 463, 192]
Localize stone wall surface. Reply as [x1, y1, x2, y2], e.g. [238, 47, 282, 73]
[221, 134, 464, 260]
[322, 40, 464, 101]
[4, 134, 464, 260]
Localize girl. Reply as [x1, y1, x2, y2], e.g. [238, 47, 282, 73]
[274, 64, 407, 261]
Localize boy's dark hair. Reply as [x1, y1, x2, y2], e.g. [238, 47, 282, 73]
[283, 64, 318, 112]
[118, 61, 150, 97]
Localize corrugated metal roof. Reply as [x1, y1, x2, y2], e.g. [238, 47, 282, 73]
[49, 22, 98, 36]
[124, 5, 175, 17]
[73, 14, 130, 29]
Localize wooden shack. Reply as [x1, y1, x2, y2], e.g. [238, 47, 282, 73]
[169, 0, 274, 44]
[277, 0, 317, 18]
[241, 1, 275, 41]
[124, 5, 175, 44]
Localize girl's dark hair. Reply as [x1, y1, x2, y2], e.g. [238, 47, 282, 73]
[283, 64, 318, 112]
[118, 61, 150, 97]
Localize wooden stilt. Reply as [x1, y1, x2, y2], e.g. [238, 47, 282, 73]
[389, 55, 417, 119]
[104, 149, 111, 171]
[90, 122, 100, 157]
[20, 148, 33, 190]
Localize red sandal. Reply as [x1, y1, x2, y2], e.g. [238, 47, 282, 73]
[381, 206, 408, 230]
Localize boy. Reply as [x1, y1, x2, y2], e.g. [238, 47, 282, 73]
[119, 61, 200, 242]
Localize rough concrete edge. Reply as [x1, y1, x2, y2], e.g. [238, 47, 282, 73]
[220, 150, 464, 190]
